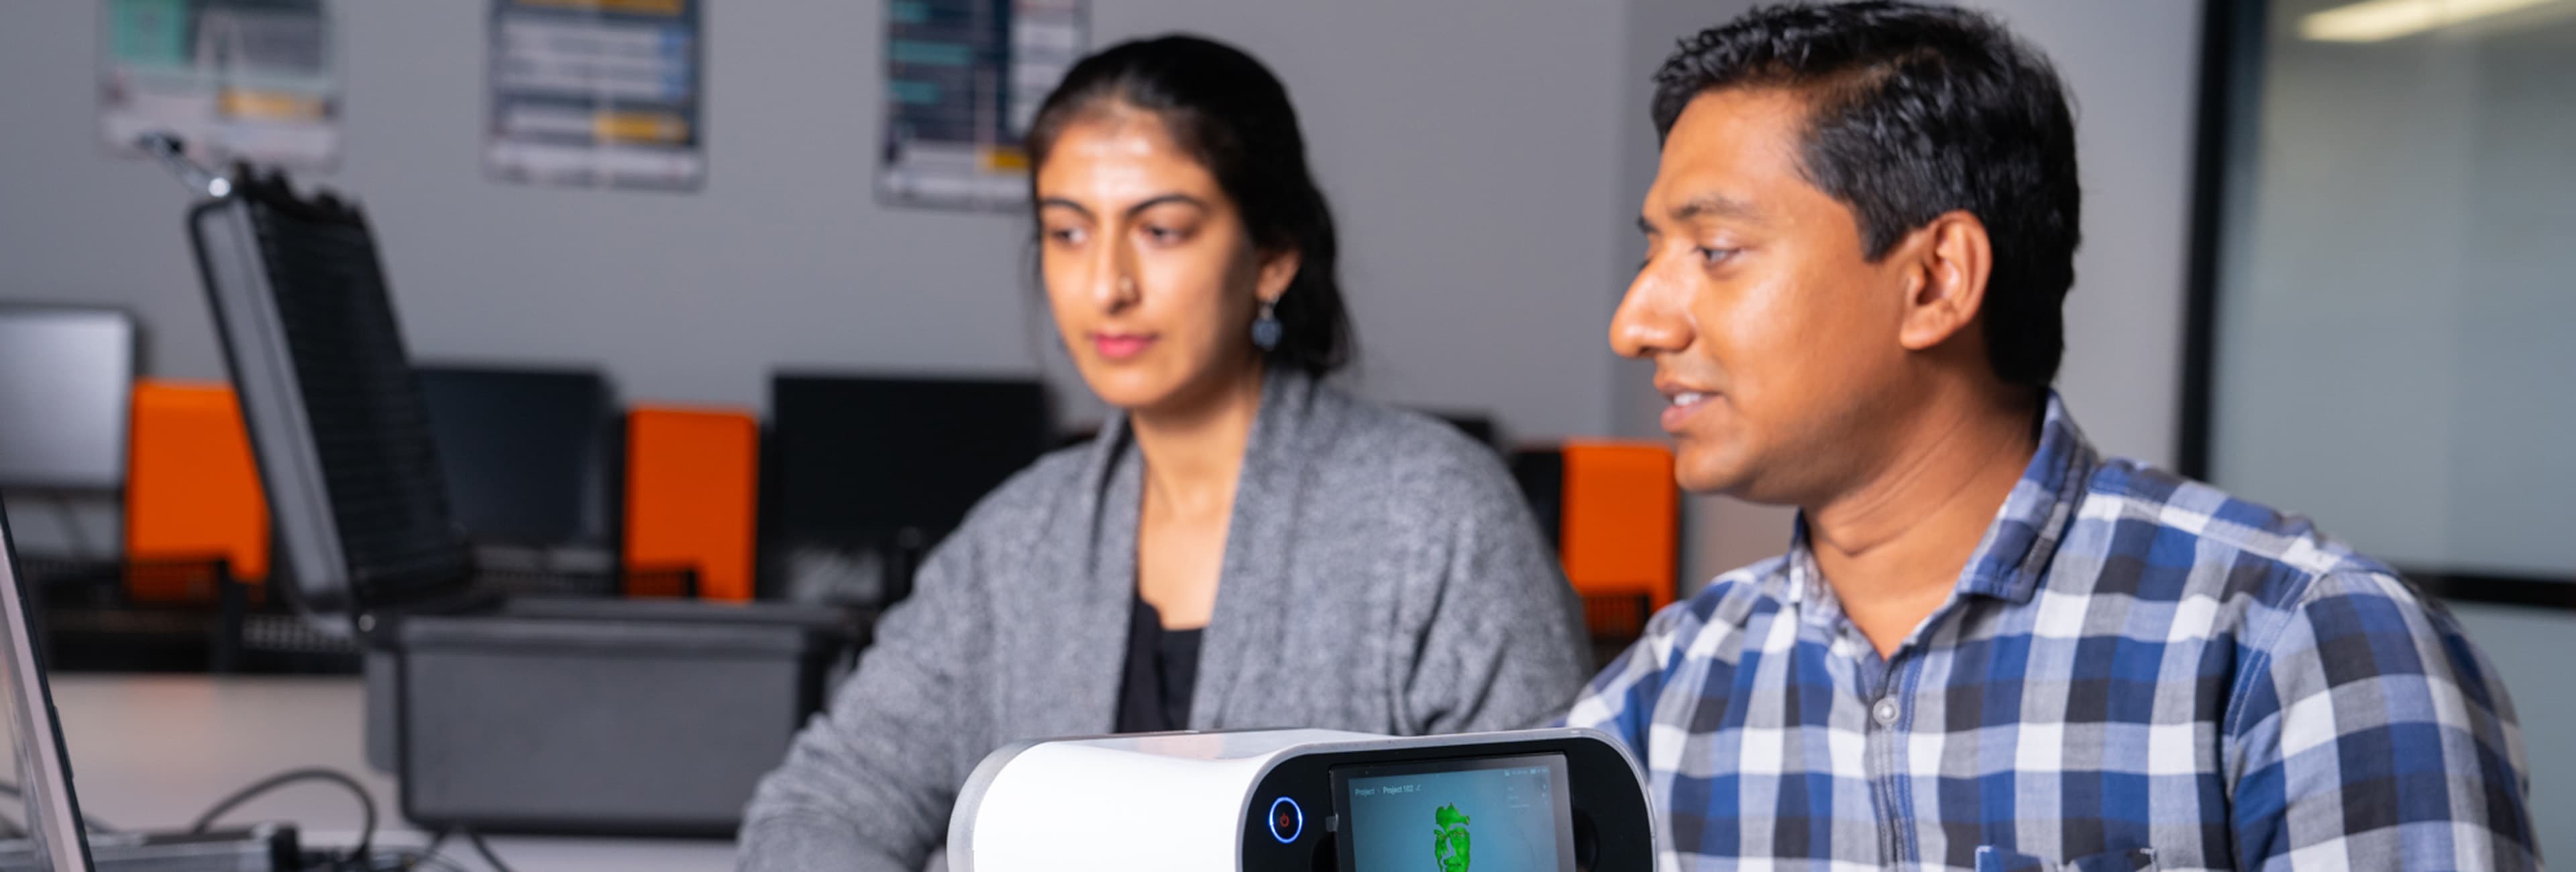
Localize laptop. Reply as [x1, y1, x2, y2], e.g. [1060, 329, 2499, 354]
[0, 504, 302, 871]
[0, 502, 91, 871]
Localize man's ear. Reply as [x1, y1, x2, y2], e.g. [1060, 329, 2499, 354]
[1894, 211, 1994, 353]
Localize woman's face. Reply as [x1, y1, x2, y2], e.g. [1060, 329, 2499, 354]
[1035, 109, 1297, 415]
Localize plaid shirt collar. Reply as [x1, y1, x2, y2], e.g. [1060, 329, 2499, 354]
[1781, 392, 2099, 626]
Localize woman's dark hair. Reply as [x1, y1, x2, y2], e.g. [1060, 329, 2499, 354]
[1026, 34, 1354, 377]
[1653, 2, 2081, 390]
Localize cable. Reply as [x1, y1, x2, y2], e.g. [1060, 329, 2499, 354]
[11, 768, 488, 872]
[416, 828, 450, 860]
[352, 844, 474, 872]
[463, 830, 515, 872]
[187, 767, 376, 864]
[365, 830, 474, 872]
[45, 492, 95, 559]
[407, 853, 476, 872]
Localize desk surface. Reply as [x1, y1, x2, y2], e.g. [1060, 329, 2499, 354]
[48, 674, 738, 872]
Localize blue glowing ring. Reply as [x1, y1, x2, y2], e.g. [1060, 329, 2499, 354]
[1267, 796, 1303, 843]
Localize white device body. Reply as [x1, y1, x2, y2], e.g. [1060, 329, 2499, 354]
[948, 727, 1644, 872]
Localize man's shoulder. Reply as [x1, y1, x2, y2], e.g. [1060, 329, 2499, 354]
[1299, 390, 1524, 505]
[2061, 457, 2451, 666]
[2075, 456, 2397, 602]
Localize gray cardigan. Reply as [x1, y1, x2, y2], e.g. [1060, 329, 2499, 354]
[737, 369, 1591, 871]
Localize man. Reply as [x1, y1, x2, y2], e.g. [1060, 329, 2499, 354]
[1568, 3, 2536, 870]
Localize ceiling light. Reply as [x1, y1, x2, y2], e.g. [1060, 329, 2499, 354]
[2300, 0, 2561, 42]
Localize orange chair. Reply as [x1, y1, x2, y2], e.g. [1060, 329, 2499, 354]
[1550, 441, 1678, 638]
[124, 381, 268, 602]
[624, 405, 759, 602]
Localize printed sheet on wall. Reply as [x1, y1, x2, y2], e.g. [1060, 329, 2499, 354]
[878, 0, 1085, 210]
[486, 0, 704, 192]
[100, 0, 341, 168]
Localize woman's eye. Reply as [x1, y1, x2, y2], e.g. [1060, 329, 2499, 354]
[1141, 225, 1188, 245]
[1047, 227, 1087, 245]
[1697, 246, 1738, 266]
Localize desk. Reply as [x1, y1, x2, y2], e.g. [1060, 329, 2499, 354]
[49, 675, 739, 872]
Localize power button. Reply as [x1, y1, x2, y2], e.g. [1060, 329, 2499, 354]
[1268, 796, 1303, 843]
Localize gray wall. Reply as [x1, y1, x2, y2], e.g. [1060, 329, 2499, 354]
[0, 0, 1627, 443]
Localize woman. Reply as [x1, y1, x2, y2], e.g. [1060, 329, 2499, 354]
[739, 35, 1588, 870]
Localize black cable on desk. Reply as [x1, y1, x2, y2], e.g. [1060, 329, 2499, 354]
[10, 769, 508, 872]
[188, 767, 377, 864]
[417, 828, 450, 860]
[352, 844, 474, 872]
[462, 829, 515, 872]
[45, 492, 99, 560]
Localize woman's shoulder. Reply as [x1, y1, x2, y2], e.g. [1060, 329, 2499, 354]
[948, 437, 1102, 540]
[1299, 386, 1523, 508]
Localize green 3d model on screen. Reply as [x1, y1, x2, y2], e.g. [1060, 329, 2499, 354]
[1433, 804, 1470, 872]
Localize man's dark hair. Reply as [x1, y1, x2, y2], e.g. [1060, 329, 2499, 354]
[1654, 1, 2081, 389]
[1028, 34, 1354, 377]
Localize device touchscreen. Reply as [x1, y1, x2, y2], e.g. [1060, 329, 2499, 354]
[1332, 753, 1576, 872]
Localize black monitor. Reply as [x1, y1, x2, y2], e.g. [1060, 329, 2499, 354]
[415, 365, 617, 549]
[1426, 411, 1499, 452]
[763, 374, 1052, 598]
[0, 307, 135, 491]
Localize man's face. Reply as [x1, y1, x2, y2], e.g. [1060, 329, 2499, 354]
[1611, 88, 1918, 502]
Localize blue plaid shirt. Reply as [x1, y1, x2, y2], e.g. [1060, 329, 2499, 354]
[1566, 396, 2536, 871]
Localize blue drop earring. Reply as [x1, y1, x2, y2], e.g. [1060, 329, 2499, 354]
[1250, 297, 1283, 351]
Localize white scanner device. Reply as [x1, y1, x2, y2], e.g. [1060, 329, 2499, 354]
[949, 727, 1655, 872]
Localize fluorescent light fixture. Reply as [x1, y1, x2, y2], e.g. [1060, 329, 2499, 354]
[2301, 0, 2563, 42]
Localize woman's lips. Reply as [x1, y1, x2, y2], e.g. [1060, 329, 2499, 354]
[1091, 333, 1156, 361]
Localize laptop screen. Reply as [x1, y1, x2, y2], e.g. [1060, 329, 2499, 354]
[0, 502, 95, 869]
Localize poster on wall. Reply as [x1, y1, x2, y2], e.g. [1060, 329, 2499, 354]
[99, 0, 341, 168]
[486, 0, 704, 192]
[877, 0, 1085, 210]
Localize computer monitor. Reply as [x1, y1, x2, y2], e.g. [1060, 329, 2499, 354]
[187, 170, 472, 618]
[764, 374, 1054, 545]
[0, 502, 97, 870]
[761, 374, 1051, 602]
[415, 365, 616, 549]
[0, 308, 135, 491]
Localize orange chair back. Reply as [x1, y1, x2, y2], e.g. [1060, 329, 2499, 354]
[624, 405, 759, 601]
[1556, 440, 1678, 611]
[125, 381, 268, 600]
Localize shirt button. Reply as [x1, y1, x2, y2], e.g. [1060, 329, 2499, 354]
[1872, 698, 1900, 726]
